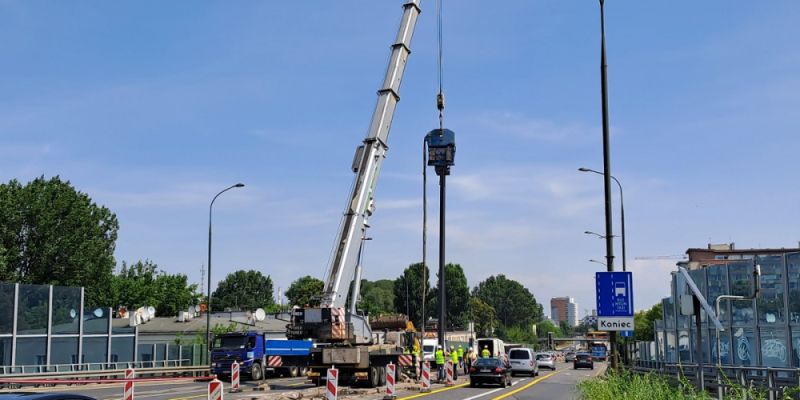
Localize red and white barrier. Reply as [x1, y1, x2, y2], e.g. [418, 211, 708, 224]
[383, 363, 396, 399]
[208, 378, 223, 400]
[123, 368, 135, 400]
[326, 367, 338, 400]
[420, 362, 431, 392]
[267, 356, 283, 368]
[230, 361, 240, 393]
[445, 360, 454, 387]
[398, 354, 413, 367]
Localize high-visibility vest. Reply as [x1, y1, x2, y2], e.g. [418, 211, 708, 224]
[451, 351, 458, 363]
[457, 347, 464, 359]
[481, 348, 490, 358]
[435, 350, 445, 365]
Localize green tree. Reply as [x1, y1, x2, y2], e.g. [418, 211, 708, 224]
[286, 275, 324, 307]
[428, 263, 471, 328]
[211, 269, 275, 311]
[0, 176, 118, 304]
[358, 279, 395, 315]
[111, 260, 197, 317]
[535, 320, 563, 338]
[393, 263, 432, 327]
[468, 297, 497, 337]
[472, 275, 543, 328]
[634, 302, 663, 341]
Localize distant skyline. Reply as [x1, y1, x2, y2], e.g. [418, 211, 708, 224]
[2, 1, 799, 317]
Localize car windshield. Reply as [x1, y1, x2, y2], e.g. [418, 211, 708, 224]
[474, 358, 501, 367]
[215, 335, 247, 349]
[576, 354, 592, 360]
[509, 349, 530, 360]
[423, 345, 434, 353]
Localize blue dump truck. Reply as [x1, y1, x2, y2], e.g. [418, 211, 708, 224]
[591, 344, 608, 361]
[210, 332, 312, 381]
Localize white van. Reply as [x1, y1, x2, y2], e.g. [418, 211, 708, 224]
[422, 338, 438, 362]
[508, 348, 538, 376]
[476, 338, 506, 360]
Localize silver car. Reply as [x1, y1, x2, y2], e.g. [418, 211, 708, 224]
[508, 348, 538, 377]
[536, 352, 556, 370]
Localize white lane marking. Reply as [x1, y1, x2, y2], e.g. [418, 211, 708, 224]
[460, 379, 527, 400]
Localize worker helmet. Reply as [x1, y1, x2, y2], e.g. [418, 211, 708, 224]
[483, 345, 488, 349]
[469, 347, 473, 351]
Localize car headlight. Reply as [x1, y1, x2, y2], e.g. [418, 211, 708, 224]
[211, 363, 217, 368]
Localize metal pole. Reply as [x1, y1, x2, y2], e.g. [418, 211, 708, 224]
[694, 296, 705, 392]
[611, 175, 626, 272]
[599, 0, 618, 371]
[438, 173, 447, 350]
[206, 183, 244, 354]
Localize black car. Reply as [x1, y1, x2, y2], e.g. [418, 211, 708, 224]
[469, 357, 512, 388]
[573, 352, 594, 369]
[0, 394, 97, 400]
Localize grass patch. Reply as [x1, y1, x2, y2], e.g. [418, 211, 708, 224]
[579, 368, 799, 400]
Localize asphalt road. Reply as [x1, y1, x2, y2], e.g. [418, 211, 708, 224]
[362, 361, 606, 400]
[2, 361, 605, 400]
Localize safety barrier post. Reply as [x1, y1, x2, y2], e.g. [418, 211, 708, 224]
[230, 361, 240, 393]
[123, 368, 135, 400]
[208, 378, 223, 400]
[326, 366, 338, 400]
[420, 361, 431, 392]
[445, 360, 454, 387]
[383, 363, 396, 399]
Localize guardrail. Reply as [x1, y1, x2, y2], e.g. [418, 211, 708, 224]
[0, 366, 212, 388]
[0, 359, 197, 375]
[631, 360, 800, 400]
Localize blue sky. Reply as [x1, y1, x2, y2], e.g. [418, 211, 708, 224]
[2, 1, 799, 319]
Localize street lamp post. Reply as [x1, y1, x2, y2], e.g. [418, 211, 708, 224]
[206, 183, 245, 354]
[584, 230, 616, 240]
[579, 168, 626, 271]
[589, 259, 607, 267]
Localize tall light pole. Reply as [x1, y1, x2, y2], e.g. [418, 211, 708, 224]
[589, 259, 607, 267]
[579, 168, 626, 271]
[584, 230, 615, 240]
[597, 0, 618, 371]
[206, 183, 245, 353]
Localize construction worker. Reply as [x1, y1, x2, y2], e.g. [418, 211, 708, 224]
[468, 347, 477, 373]
[481, 345, 490, 358]
[435, 345, 445, 382]
[449, 346, 458, 379]
[463, 347, 472, 374]
[457, 345, 464, 370]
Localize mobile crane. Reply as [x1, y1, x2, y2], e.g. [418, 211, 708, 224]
[286, 0, 422, 387]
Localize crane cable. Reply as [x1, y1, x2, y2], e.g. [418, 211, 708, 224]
[422, 0, 445, 339]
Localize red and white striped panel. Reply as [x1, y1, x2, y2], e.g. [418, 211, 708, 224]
[384, 363, 396, 399]
[208, 379, 224, 400]
[230, 361, 240, 393]
[123, 368, 135, 400]
[445, 361, 454, 386]
[326, 368, 338, 400]
[420, 362, 431, 392]
[268, 356, 283, 367]
[398, 355, 413, 367]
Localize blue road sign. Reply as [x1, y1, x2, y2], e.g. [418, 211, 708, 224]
[620, 330, 633, 338]
[596, 272, 634, 317]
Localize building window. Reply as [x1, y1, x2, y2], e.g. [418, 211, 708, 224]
[111, 336, 134, 364]
[50, 337, 79, 365]
[52, 286, 81, 335]
[756, 256, 785, 325]
[791, 328, 800, 367]
[759, 328, 788, 368]
[15, 337, 47, 367]
[788, 253, 800, 325]
[17, 284, 49, 335]
[729, 263, 755, 326]
[0, 283, 14, 334]
[83, 337, 108, 365]
[0, 337, 11, 366]
[732, 328, 756, 366]
[706, 265, 729, 324]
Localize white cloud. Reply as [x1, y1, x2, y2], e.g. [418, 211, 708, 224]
[467, 111, 596, 143]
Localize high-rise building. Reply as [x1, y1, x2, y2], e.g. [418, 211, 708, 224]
[550, 297, 579, 327]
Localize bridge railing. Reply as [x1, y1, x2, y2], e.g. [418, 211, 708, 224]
[631, 360, 800, 400]
[0, 359, 197, 376]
